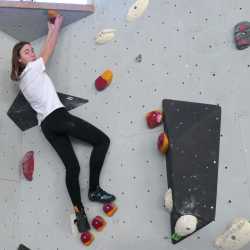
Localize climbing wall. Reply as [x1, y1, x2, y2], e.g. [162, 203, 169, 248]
[2, 0, 250, 249]
[0, 33, 22, 249]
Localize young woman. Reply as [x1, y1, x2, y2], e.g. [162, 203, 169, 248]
[10, 15, 116, 233]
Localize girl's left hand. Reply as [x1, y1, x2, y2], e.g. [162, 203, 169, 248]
[48, 21, 55, 32]
[54, 15, 64, 30]
[48, 15, 63, 32]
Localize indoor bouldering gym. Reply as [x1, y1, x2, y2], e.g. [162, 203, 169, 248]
[1, 0, 250, 250]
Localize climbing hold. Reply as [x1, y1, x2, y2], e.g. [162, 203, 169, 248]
[215, 218, 250, 250]
[21, 151, 34, 181]
[95, 70, 113, 91]
[135, 54, 142, 63]
[234, 22, 250, 50]
[96, 29, 116, 44]
[171, 233, 183, 241]
[18, 244, 30, 250]
[127, 0, 150, 22]
[48, 10, 59, 24]
[175, 215, 198, 237]
[80, 231, 95, 246]
[103, 202, 118, 217]
[157, 132, 169, 154]
[146, 110, 163, 128]
[164, 188, 173, 212]
[91, 216, 106, 231]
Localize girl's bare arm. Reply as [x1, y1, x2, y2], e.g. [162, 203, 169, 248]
[40, 15, 64, 64]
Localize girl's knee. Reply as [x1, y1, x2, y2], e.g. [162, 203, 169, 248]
[102, 134, 110, 148]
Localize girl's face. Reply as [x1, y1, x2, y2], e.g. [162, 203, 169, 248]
[18, 43, 37, 65]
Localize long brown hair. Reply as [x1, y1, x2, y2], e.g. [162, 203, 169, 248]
[10, 41, 30, 81]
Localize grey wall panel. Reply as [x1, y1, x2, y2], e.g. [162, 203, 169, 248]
[0, 31, 22, 182]
[0, 180, 20, 250]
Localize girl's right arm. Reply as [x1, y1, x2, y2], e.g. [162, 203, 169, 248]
[40, 15, 64, 64]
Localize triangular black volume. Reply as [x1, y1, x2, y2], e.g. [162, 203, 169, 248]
[7, 91, 88, 131]
[162, 99, 221, 244]
[18, 244, 31, 250]
[57, 92, 88, 111]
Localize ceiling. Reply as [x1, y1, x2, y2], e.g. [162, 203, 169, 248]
[0, 1, 95, 41]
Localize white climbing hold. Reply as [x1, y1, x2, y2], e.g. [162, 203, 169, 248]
[95, 29, 116, 44]
[127, 0, 150, 22]
[164, 188, 173, 212]
[215, 218, 250, 250]
[175, 215, 198, 237]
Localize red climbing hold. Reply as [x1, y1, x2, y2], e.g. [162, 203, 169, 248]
[103, 202, 118, 217]
[22, 151, 34, 181]
[80, 231, 94, 246]
[91, 216, 106, 231]
[146, 110, 163, 128]
[95, 70, 113, 91]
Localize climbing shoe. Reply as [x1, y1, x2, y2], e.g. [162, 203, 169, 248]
[88, 187, 116, 203]
[74, 206, 90, 233]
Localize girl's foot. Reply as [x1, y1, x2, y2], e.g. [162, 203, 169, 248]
[74, 206, 90, 233]
[88, 187, 116, 203]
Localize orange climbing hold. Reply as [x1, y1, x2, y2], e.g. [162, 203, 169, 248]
[95, 70, 113, 91]
[48, 10, 60, 24]
[157, 132, 169, 154]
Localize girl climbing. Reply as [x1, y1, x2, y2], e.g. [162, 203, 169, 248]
[10, 14, 116, 233]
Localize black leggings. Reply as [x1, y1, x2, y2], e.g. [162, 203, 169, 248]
[41, 107, 110, 208]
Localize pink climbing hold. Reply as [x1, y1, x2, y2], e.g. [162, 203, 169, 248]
[239, 24, 248, 32]
[22, 151, 34, 181]
[237, 39, 249, 46]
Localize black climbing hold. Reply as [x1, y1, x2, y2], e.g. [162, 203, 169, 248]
[135, 54, 142, 63]
[18, 244, 31, 250]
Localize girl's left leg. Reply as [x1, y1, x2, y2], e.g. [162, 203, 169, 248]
[41, 123, 90, 233]
[63, 112, 116, 203]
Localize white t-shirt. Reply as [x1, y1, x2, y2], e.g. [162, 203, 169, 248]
[19, 57, 65, 126]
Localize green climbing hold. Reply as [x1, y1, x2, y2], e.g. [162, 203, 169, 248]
[171, 233, 182, 241]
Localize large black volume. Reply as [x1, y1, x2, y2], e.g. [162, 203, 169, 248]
[162, 99, 221, 244]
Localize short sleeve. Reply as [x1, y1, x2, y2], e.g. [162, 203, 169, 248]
[28, 57, 45, 73]
[20, 57, 46, 80]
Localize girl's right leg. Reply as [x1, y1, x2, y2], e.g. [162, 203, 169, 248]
[41, 109, 90, 232]
[41, 130, 83, 208]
